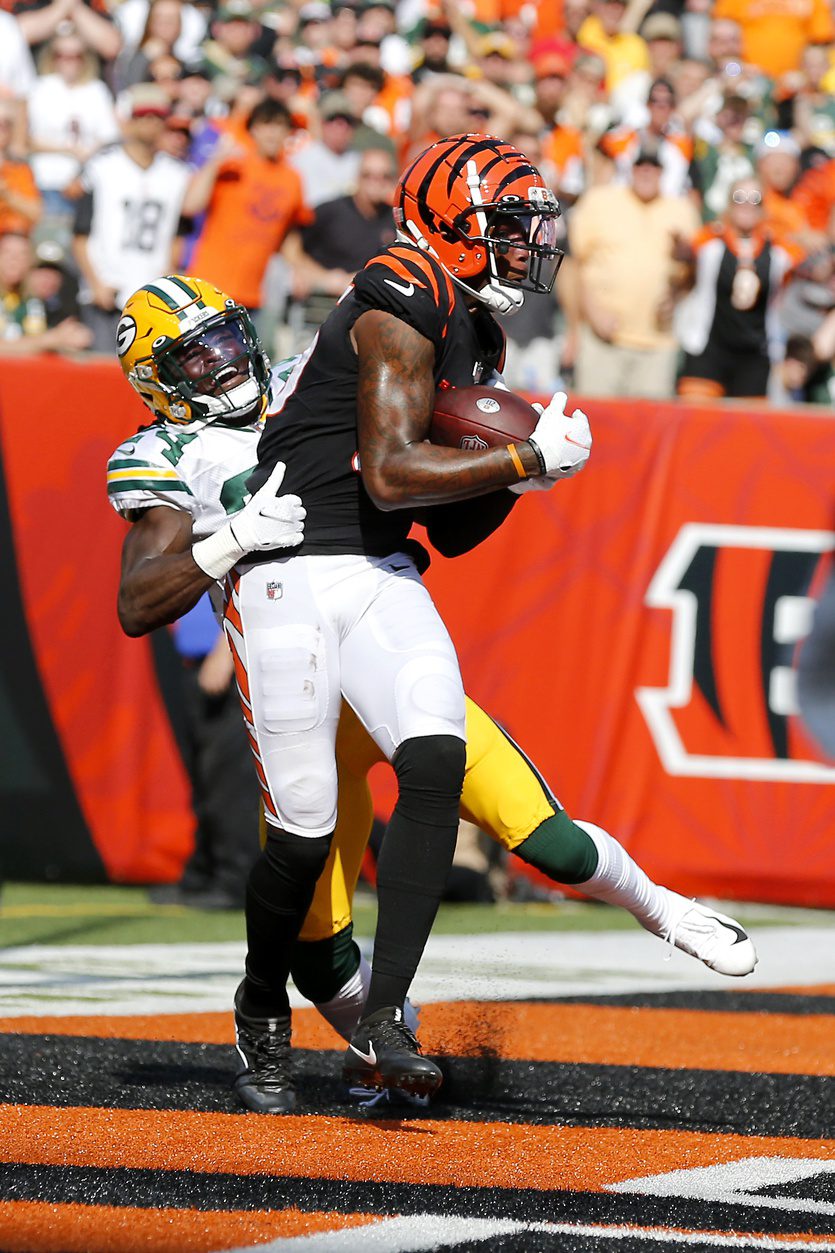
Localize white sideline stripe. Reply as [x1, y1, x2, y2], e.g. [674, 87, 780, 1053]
[223, 1215, 835, 1252]
[2, 927, 835, 1017]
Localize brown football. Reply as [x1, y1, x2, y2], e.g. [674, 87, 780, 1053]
[430, 385, 539, 451]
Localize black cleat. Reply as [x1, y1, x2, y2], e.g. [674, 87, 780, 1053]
[233, 983, 296, 1114]
[342, 1006, 443, 1099]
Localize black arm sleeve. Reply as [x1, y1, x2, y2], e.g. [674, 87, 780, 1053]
[422, 489, 519, 558]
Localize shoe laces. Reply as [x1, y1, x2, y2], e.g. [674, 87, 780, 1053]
[370, 1016, 422, 1056]
[237, 1018, 292, 1084]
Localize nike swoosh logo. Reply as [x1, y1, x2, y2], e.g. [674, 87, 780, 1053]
[564, 434, 590, 450]
[388, 563, 410, 572]
[384, 278, 415, 297]
[720, 921, 749, 945]
[349, 1042, 377, 1066]
[122, 445, 136, 455]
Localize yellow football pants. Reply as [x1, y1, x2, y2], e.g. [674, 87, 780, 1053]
[290, 697, 559, 942]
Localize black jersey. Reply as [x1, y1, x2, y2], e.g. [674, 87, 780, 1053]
[251, 242, 506, 556]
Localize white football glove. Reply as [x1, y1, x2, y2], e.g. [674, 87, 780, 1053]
[192, 461, 305, 579]
[526, 391, 592, 480]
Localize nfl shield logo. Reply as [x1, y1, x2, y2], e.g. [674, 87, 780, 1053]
[266, 581, 283, 601]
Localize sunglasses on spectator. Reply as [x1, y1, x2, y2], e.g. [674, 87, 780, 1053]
[649, 95, 674, 106]
[731, 189, 763, 205]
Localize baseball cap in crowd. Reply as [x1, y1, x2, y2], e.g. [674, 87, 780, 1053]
[319, 91, 357, 122]
[421, 17, 451, 38]
[299, 2, 332, 23]
[534, 51, 572, 79]
[121, 83, 171, 119]
[216, 0, 256, 20]
[757, 130, 801, 159]
[475, 31, 517, 59]
[633, 145, 663, 167]
[641, 13, 682, 41]
[33, 240, 68, 272]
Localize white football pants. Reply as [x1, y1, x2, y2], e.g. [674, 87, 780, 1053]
[224, 551, 466, 837]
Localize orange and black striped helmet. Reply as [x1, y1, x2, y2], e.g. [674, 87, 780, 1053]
[394, 134, 563, 311]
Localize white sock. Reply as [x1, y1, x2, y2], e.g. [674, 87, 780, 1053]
[574, 820, 674, 939]
[313, 956, 370, 1041]
[313, 953, 421, 1041]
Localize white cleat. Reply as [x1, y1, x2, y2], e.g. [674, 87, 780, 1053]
[666, 895, 758, 977]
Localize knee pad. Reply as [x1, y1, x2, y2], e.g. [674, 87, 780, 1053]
[393, 734, 466, 817]
[264, 749, 338, 834]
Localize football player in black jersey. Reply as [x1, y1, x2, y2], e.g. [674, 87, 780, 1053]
[228, 134, 595, 1104]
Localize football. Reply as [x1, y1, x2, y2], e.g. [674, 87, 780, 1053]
[430, 385, 539, 451]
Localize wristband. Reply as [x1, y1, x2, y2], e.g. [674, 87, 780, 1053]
[191, 522, 245, 580]
[526, 436, 548, 476]
[506, 443, 528, 480]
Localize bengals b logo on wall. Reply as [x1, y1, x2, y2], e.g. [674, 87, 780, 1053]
[637, 524, 835, 782]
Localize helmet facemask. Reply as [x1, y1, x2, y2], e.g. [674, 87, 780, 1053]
[145, 309, 269, 425]
[453, 177, 564, 315]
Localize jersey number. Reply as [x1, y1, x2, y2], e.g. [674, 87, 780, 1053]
[122, 199, 165, 252]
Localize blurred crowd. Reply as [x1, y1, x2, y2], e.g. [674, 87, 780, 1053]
[1, 0, 835, 402]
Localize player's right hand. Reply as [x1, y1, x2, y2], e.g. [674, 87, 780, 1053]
[527, 391, 592, 479]
[192, 461, 305, 580]
[229, 461, 306, 554]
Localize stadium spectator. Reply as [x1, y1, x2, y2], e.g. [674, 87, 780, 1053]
[711, 0, 834, 80]
[28, 238, 84, 324]
[557, 53, 613, 146]
[0, 103, 41, 239]
[777, 45, 835, 159]
[613, 12, 684, 122]
[184, 99, 312, 318]
[599, 77, 694, 197]
[27, 31, 118, 245]
[690, 93, 756, 221]
[570, 145, 701, 397]
[72, 82, 190, 351]
[0, 10, 36, 105]
[677, 176, 803, 399]
[292, 144, 397, 284]
[193, 0, 270, 92]
[288, 91, 362, 207]
[114, 0, 206, 66]
[112, 0, 187, 94]
[577, 0, 650, 97]
[0, 230, 91, 354]
[533, 53, 586, 205]
[756, 130, 815, 247]
[411, 15, 454, 84]
[354, 0, 411, 77]
[792, 156, 835, 235]
[11, 0, 121, 63]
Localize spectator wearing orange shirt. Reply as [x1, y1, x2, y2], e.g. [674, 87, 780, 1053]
[792, 156, 835, 235]
[599, 78, 693, 198]
[0, 102, 41, 237]
[183, 100, 313, 315]
[533, 52, 586, 205]
[756, 131, 818, 248]
[677, 177, 803, 399]
[711, 0, 834, 80]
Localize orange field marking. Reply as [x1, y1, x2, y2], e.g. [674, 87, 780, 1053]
[0, 1200, 377, 1253]
[4, 1106, 835, 1191]
[3, 1000, 835, 1076]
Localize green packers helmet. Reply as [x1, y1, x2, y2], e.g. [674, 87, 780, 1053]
[116, 274, 270, 425]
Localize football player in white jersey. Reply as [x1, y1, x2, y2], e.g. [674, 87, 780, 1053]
[109, 272, 757, 1114]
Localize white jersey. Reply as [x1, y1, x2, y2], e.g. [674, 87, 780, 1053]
[79, 146, 190, 307]
[106, 360, 299, 537]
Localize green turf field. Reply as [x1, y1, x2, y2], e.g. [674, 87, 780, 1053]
[1, 881, 829, 949]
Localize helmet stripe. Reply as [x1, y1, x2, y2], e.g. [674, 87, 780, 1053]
[168, 275, 203, 303]
[143, 281, 183, 310]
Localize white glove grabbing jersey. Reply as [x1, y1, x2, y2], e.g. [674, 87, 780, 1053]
[192, 460, 305, 579]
